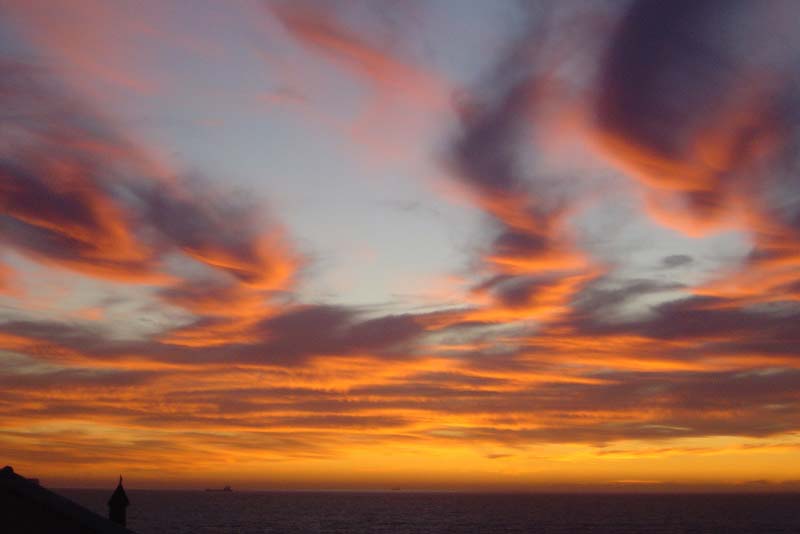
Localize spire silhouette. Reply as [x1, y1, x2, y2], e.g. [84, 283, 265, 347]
[107, 475, 130, 527]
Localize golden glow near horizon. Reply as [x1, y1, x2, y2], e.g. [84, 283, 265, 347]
[1, 1, 800, 490]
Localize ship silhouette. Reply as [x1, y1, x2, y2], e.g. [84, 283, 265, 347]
[204, 485, 233, 492]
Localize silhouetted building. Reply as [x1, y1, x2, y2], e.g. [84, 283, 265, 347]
[0, 465, 134, 533]
[108, 476, 130, 527]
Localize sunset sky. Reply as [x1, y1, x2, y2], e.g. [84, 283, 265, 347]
[1, 0, 800, 491]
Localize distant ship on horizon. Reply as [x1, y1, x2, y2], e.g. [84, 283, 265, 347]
[205, 485, 233, 492]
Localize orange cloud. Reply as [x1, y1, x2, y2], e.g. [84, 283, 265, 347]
[0, 261, 15, 295]
[0, 58, 299, 326]
[1, 0, 162, 94]
[266, 2, 453, 166]
[270, 3, 446, 109]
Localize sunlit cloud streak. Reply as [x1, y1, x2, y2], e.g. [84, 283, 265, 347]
[0, 261, 13, 294]
[265, 1, 452, 164]
[269, 2, 445, 109]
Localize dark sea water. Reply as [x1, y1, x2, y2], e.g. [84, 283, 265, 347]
[60, 490, 799, 534]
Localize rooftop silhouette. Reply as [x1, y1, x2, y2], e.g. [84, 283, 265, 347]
[0, 465, 134, 534]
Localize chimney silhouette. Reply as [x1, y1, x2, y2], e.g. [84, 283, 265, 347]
[107, 475, 130, 527]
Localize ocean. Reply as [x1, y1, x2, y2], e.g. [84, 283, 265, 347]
[60, 490, 799, 533]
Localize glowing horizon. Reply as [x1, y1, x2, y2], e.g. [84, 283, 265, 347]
[1, 0, 799, 491]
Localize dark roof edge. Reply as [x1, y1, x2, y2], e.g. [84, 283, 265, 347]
[0, 466, 135, 534]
